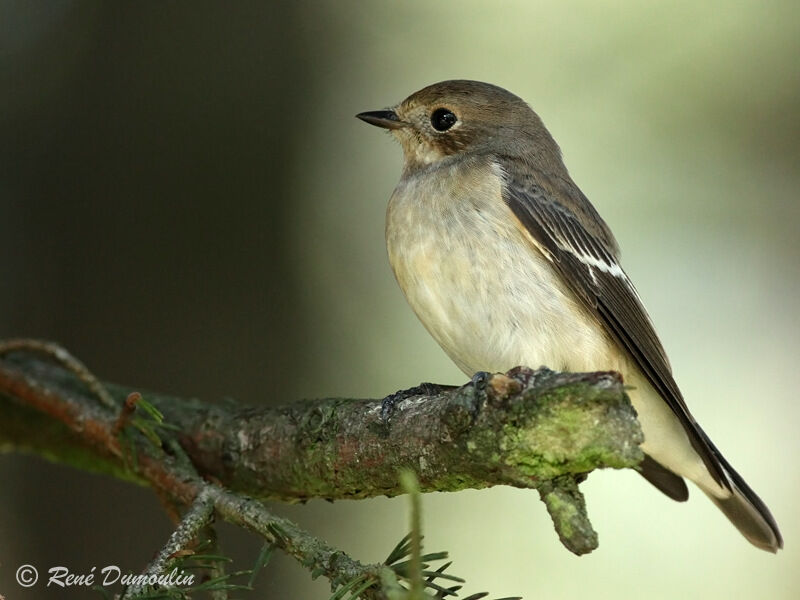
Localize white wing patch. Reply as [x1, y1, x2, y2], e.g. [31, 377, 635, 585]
[546, 222, 638, 294]
[568, 249, 625, 278]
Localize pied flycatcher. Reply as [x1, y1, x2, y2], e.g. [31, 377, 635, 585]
[357, 80, 781, 552]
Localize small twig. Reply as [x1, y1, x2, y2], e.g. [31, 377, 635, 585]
[0, 338, 116, 411]
[123, 487, 216, 598]
[208, 485, 382, 593]
[537, 475, 597, 555]
[113, 392, 142, 435]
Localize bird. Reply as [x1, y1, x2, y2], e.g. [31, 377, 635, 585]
[356, 79, 782, 552]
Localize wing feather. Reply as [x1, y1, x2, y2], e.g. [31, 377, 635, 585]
[500, 164, 728, 487]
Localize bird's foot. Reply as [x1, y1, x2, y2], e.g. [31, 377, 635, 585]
[467, 371, 491, 391]
[380, 382, 455, 421]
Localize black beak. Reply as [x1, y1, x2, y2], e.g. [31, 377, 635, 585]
[356, 110, 408, 130]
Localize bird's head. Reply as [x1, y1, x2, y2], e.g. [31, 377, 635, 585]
[357, 79, 562, 173]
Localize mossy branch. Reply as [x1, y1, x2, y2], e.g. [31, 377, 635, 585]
[0, 344, 644, 557]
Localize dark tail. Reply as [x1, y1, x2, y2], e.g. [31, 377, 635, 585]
[700, 428, 782, 552]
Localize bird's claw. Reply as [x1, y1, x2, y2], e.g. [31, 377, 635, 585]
[469, 371, 491, 391]
[380, 382, 455, 421]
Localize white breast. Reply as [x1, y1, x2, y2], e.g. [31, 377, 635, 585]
[385, 157, 620, 377]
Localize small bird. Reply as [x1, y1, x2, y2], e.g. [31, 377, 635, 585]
[357, 80, 782, 552]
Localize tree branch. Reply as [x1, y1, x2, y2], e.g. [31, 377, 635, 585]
[0, 345, 644, 559]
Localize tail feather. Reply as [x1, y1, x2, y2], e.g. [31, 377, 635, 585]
[698, 427, 783, 552]
[704, 483, 782, 552]
[641, 426, 782, 552]
[639, 454, 689, 502]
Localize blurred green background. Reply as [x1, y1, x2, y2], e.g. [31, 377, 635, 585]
[1, 1, 798, 598]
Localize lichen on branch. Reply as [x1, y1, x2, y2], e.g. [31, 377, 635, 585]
[0, 346, 644, 555]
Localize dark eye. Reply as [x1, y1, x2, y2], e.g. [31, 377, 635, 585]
[430, 108, 457, 132]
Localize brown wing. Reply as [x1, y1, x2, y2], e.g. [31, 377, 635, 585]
[499, 164, 728, 488]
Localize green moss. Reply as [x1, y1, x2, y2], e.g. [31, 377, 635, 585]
[499, 384, 643, 481]
[424, 472, 491, 493]
[542, 491, 577, 538]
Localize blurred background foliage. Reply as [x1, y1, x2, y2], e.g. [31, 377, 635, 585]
[0, 1, 798, 598]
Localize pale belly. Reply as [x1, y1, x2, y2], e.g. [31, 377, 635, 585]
[386, 164, 621, 377]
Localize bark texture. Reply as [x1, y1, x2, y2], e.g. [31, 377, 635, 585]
[0, 348, 645, 554]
